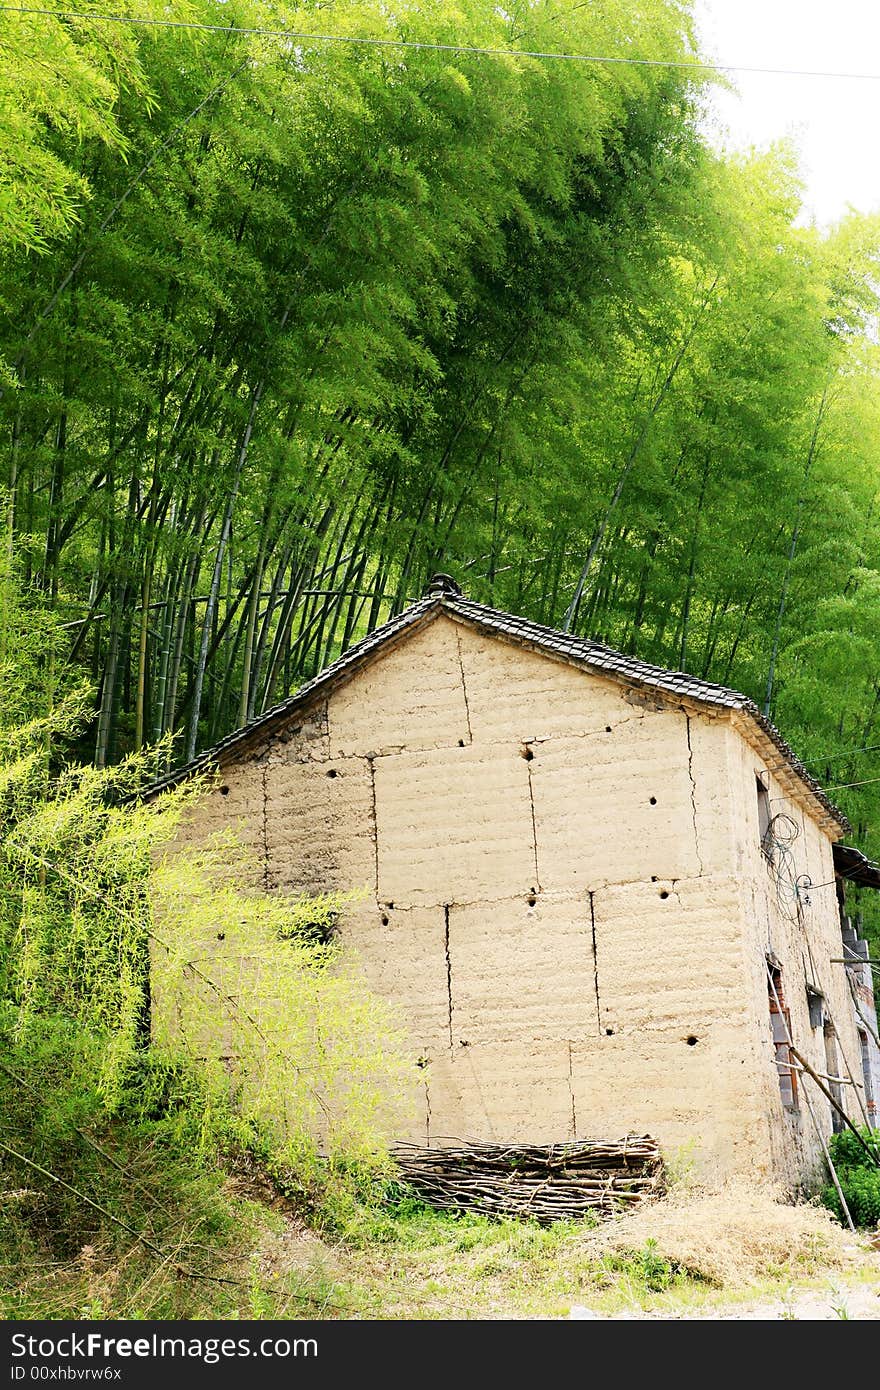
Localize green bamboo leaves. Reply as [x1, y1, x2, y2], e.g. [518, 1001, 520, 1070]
[3, 1, 880, 957]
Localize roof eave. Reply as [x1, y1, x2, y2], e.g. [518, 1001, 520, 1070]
[143, 593, 851, 839]
[142, 598, 442, 799]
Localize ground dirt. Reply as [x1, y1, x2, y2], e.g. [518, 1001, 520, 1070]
[570, 1283, 880, 1320]
[244, 1181, 880, 1320]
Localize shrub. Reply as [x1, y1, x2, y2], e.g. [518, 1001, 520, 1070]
[821, 1127, 880, 1229]
[0, 570, 411, 1315]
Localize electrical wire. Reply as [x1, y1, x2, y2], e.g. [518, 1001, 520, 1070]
[5, 6, 880, 81]
[820, 776, 880, 793]
[767, 741, 880, 772]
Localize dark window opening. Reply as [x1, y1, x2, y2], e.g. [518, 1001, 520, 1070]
[757, 776, 773, 861]
[806, 986, 825, 1031]
[768, 966, 798, 1110]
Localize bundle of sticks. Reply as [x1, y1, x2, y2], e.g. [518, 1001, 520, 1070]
[393, 1136, 664, 1223]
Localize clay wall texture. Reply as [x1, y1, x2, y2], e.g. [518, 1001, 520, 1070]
[164, 613, 866, 1186]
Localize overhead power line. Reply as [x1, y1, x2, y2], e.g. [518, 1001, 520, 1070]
[6, 6, 880, 81]
[821, 775, 880, 793]
[768, 740, 880, 772]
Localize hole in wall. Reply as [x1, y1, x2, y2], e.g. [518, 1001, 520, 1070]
[458, 739, 465, 747]
[326, 768, 338, 778]
[416, 1056, 429, 1070]
[459, 1039, 470, 1048]
[381, 914, 389, 926]
[686, 1036, 699, 1047]
[649, 796, 657, 805]
[605, 1028, 614, 1036]
[521, 746, 534, 761]
[216, 932, 225, 941]
[651, 875, 658, 882]
[605, 725, 612, 733]
[219, 786, 230, 797]
[385, 901, 394, 910]
[659, 890, 670, 900]
[527, 894, 537, 907]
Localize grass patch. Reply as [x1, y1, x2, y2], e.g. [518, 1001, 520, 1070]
[4, 1044, 876, 1323]
[7, 1160, 877, 1320]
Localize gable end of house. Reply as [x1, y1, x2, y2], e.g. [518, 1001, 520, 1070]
[145, 586, 850, 839]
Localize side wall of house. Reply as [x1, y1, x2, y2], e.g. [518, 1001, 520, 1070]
[724, 728, 867, 1188]
[160, 615, 854, 1185]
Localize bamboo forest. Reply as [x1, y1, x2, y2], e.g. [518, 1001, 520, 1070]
[5, 2, 880, 827]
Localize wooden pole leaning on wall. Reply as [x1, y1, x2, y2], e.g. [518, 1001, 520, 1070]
[788, 1046, 880, 1170]
[819, 1010, 875, 1135]
[779, 911, 878, 1138]
[802, 941, 877, 1132]
[765, 966, 856, 1233]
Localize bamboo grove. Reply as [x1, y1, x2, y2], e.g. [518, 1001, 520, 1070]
[4, 0, 880, 902]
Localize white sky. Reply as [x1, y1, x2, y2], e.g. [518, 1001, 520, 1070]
[694, 0, 880, 226]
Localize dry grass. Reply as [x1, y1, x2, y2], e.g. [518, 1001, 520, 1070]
[216, 1179, 880, 1321]
[575, 1182, 864, 1288]
[275, 1180, 880, 1319]
[9, 1166, 876, 1320]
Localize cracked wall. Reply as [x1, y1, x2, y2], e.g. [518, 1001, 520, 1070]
[164, 613, 858, 1186]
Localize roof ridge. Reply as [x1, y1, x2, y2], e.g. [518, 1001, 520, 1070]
[142, 590, 851, 835]
[446, 594, 748, 705]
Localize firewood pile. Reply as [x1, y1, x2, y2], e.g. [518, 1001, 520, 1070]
[393, 1136, 664, 1222]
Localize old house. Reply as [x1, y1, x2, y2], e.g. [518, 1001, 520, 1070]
[154, 576, 880, 1189]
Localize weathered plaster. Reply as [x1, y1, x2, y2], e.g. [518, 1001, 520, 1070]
[160, 613, 867, 1187]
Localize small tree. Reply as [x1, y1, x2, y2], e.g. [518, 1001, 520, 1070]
[0, 562, 409, 1173]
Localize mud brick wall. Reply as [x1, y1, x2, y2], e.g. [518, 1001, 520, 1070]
[163, 613, 864, 1186]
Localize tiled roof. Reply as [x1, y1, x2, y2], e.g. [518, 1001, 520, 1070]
[145, 589, 851, 835]
[446, 596, 848, 835]
[449, 595, 748, 709]
[832, 842, 880, 891]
